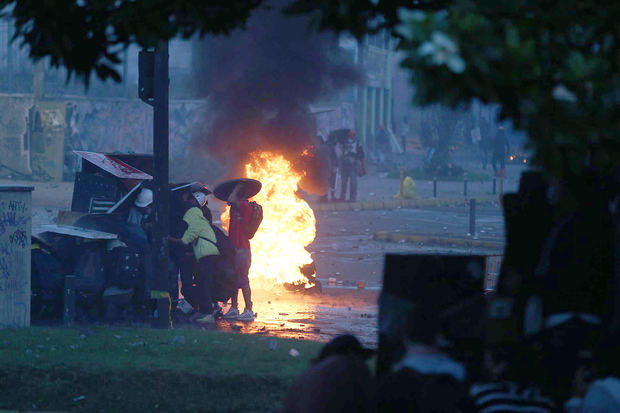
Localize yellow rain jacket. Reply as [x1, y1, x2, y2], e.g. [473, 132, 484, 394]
[181, 207, 219, 261]
[394, 176, 418, 199]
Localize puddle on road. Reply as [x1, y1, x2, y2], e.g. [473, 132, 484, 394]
[210, 288, 379, 348]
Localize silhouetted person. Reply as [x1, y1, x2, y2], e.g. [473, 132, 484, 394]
[373, 308, 473, 412]
[281, 335, 373, 413]
[492, 126, 510, 177]
[339, 130, 364, 202]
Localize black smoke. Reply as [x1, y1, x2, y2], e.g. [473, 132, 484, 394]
[191, 0, 360, 194]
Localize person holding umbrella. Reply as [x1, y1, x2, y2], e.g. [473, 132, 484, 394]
[214, 178, 262, 322]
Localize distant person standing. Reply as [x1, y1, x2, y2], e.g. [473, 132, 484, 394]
[492, 126, 510, 177]
[339, 130, 364, 202]
[400, 116, 409, 153]
[375, 124, 390, 171]
[327, 130, 345, 202]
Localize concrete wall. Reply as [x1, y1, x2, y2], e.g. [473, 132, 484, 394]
[0, 95, 33, 175]
[0, 94, 208, 180]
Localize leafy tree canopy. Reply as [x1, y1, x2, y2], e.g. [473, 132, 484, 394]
[288, 0, 620, 197]
[0, 0, 261, 84]
[3, 0, 619, 196]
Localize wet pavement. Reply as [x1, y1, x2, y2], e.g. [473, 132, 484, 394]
[309, 203, 505, 284]
[210, 288, 379, 348]
[199, 203, 505, 347]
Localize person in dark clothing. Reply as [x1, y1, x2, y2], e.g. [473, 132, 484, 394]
[492, 126, 510, 177]
[281, 335, 374, 413]
[469, 345, 555, 413]
[340, 130, 364, 202]
[327, 130, 344, 201]
[375, 124, 390, 171]
[373, 307, 473, 413]
[400, 116, 409, 154]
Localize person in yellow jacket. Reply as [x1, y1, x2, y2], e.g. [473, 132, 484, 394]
[168, 190, 220, 324]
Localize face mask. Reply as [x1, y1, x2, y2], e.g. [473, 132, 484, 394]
[192, 192, 207, 207]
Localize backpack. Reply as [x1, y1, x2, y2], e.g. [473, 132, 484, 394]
[211, 225, 237, 264]
[105, 246, 143, 290]
[198, 226, 237, 302]
[245, 201, 263, 239]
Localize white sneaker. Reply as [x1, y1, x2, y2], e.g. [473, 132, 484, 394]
[195, 313, 216, 324]
[223, 307, 240, 319]
[237, 309, 255, 322]
[177, 299, 193, 314]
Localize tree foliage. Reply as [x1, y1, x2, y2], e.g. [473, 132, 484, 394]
[3, 0, 619, 195]
[287, 0, 620, 197]
[0, 0, 262, 84]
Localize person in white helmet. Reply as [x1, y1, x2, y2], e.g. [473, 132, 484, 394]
[127, 187, 153, 242]
[168, 190, 220, 324]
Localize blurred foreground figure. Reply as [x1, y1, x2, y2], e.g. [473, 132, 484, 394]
[373, 308, 473, 413]
[281, 335, 373, 413]
[469, 344, 555, 413]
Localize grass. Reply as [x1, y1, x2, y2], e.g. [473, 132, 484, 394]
[0, 326, 323, 412]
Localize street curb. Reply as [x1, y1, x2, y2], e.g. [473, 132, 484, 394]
[311, 195, 499, 212]
[373, 231, 504, 250]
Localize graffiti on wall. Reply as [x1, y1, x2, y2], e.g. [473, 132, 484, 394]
[0, 194, 31, 327]
[63, 99, 208, 175]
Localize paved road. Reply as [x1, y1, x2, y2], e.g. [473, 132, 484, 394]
[309, 203, 505, 285]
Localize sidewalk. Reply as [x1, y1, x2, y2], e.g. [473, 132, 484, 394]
[309, 163, 524, 211]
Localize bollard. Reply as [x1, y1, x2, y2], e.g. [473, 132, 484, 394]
[433, 177, 437, 198]
[63, 275, 76, 327]
[464, 176, 468, 198]
[469, 199, 476, 236]
[493, 178, 496, 194]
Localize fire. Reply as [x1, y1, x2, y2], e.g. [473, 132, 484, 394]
[221, 151, 316, 288]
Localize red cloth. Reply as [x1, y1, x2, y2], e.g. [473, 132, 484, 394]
[228, 200, 252, 249]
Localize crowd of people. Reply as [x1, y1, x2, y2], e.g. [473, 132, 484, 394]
[282, 317, 619, 413]
[129, 178, 262, 324]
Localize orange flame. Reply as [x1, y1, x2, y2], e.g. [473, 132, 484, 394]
[221, 151, 316, 288]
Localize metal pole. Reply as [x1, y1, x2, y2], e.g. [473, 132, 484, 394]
[63, 275, 76, 327]
[464, 176, 468, 198]
[152, 40, 171, 328]
[398, 167, 404, 198]
[469, 198, 476, 236]
[433, 177, 437, 198]
[493, 178, 496, 194]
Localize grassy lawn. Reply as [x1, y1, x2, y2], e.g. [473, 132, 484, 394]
[0, 326, 323, 412]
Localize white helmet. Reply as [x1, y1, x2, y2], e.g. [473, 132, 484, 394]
[192, 191, 207, 207]
[134, 188, 153, 208]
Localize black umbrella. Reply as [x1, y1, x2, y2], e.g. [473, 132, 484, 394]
[213, 178, 262, 202]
